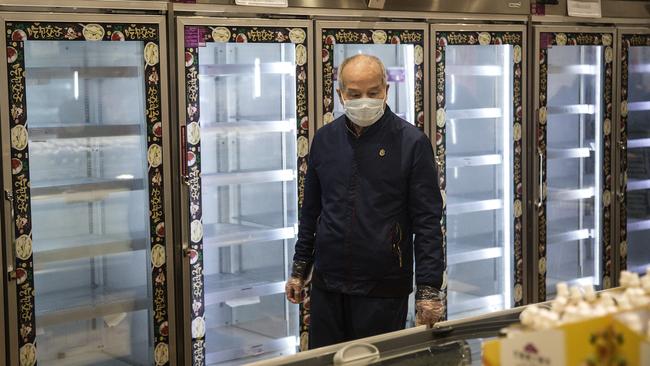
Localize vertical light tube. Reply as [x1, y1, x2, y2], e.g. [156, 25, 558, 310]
[594, 46, 603, 287]
[73, 70, 79, 100]
[502, 45, 512, 309]
[253, 57, 261, 98]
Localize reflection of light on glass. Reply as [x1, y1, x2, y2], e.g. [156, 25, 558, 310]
[449, 119, 457, 145]
[502, 45, 512, 309]
[453, 167, 458, 179]
[357, 50, 363, 55]
[593, 45, 603, 287]
[73, 70, 79, 100]
[116, 174, 134, 180]
[450, 74, 456, 104]
[253, 57, 261, 98]
[404, 45, 415, 124]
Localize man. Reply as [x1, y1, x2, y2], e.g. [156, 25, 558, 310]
[286, 54, 445, 349]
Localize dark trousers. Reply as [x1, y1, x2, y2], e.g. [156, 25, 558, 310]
[308, 285, 409, 349]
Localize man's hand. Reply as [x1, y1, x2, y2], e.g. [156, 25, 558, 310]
[285, 276, 305, 304]
[415, 299, 445, 327]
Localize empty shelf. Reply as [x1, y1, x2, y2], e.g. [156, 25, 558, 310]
[199, 62, 293, 76]
[447, 292, 503, 318]
[629, 101, 650, 112]
[547, 147, 592, 160]
[548, 228, 593, 246]
[548, 64, 598, 75]
[37, 285, 149, 328]
[628, 179, 650, 192]
[445, 65, 503, 76]
[446, 154, 502, 168]
[204, 267, 285, 306]
[33, 233, 148, 269]
[31, 178, 144, 201]
[205, 328, 295, 365]
[628, 138, 650, 149]
[447, 197, 503, 215]
[203, 223, 296, 248]
[445, 108, 502, 120]
[202, 169, 295, 186]
[29, 124, 142, 140]
[628, 218, 650, 232]
[202, 120, 294, 134]
[547, 187, 595, 201]
[547, 104, 595, 115]
[630, 64, 650, 73]
[448, 246, 503, 266]
[26, 66, 140, 80]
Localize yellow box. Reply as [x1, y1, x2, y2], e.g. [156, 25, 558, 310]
[482, 308, 650, 366]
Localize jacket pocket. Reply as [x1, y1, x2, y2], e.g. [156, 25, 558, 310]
[390, 222, 403, 268]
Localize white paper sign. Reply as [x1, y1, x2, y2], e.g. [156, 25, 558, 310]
[501, 329, 565, 366]
[568, 0, 602, 18]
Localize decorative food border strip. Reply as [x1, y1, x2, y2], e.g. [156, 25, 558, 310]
[183, 25, 309, 363]
[619, 33, 650, 273]
[537, 32, 614, 300]
[434, 31, 524, 308]
[5, 21, 169, 366]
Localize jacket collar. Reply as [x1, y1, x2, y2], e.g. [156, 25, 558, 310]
[344, 105, 393, 139]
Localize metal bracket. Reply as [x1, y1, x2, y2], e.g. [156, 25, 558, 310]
[4, 190, 13, 202]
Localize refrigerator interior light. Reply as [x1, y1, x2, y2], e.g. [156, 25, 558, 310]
[254, 57, 261, 98]
[73, 70, 79, 100]
[501, 45, 512, 309]
[116, 174, 135, 180]
[235, 0, 288, 7]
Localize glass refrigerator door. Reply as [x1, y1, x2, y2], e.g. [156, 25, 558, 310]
[538, 30, 615, 299]
[3, 19, 170, 366]
[623, 35, 650, 274]
[182, 22, 308, 365]
[435, 29, 523, 319]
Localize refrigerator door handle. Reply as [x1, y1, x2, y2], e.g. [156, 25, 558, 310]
[4, 189, 16, 280]
[619, 140, 627, 201]
[536, 148, 544, 209]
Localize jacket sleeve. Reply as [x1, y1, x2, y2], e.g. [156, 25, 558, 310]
[291, 138, 322, 279]
[409, 134, 444, 292]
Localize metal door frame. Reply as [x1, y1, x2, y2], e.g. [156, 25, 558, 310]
[431, 23, 528, 313]
[315, 20, 430, 135]
[531, 24, 616, 303]
[0, 11, 175, 366]
[175, 15, 314, 364]
[613, 26, 650, 286]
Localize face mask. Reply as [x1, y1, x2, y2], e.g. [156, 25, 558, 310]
[342, 97, 386, 127]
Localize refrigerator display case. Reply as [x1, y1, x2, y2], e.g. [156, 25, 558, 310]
[618, 28, 650, 275]
[432, 25, 526, 319]
[533, 27, 616, 301]
[0, 12, 173, 366]
[177, 18, 312, 365]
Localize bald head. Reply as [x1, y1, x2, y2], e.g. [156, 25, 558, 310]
[338, 54, 387, 91]
[337, 54, 389, 104]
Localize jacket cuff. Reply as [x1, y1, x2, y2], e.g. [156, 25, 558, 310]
[290, 260, 310, 279]
[415, 285, 445, 301]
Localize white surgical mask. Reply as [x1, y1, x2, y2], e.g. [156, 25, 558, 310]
[342, 97, 386, 127]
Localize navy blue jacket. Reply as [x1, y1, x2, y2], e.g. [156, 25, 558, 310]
[293, 107, 444, 297]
